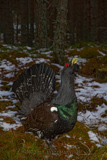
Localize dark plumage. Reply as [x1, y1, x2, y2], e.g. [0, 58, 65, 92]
[12, 59, 79, 154]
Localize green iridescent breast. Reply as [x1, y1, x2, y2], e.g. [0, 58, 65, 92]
[56, 102, 78, 122]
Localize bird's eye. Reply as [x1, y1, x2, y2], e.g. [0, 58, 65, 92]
[65, 63, 69, 68]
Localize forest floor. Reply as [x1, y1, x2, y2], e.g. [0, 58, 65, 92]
[0, 42, 107, 160]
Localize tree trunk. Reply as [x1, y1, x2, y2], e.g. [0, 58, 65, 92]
[3, 0, 14, 44]
[53, 0, 68, 65]
[47, 0, 56, 46]
[35, 0, 48, 49]
[28, 0, 34, 46]
[97, 0, 107, 42]
[68, 0, 75, 44]
[90, 0, 97, 42]
[20, 0, 29, 45]
[83, 0, 90, 42]
[75, 0, 84, 42]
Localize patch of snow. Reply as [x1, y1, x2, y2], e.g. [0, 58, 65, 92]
[0, 98, 10, 101]
[98, 124, 107, 131]
[7, 82, 13, 86]
[12, 99, 19, 104]
[68, 154, 73, 158]
[41, 51, 53, 58]
[26, 46, 32, 50]
[0, 91, 13, 98]
[77, 48, 84, 51]
[76, 75, 107, 102]
[35, 58, 50, 64]
[0, 59, 15, 71]
[64, 144, 76, 150]
[5, 72, 15, 78]
[78, 103, 107, 130]
[0, 110, 17, 117]
[88, 130, 107, 146]
[0, 108, 22, 131]
[101, 137, 107, 145]
[0, 121, 22, 131]
[88, 131, 99, 143]
[16, 57, 33, 64]
[52, 63, 63, 70]
[98, 50, 106, 56]
[65, 134, 71, 138]
[96, 144, 102, 148]
[2, 44, 12, 49]
[41, 51, 52, 55]
[56, 74, 61, 79]
[36, 48, 48, 52]
[65, 47, 74, 51]
[6, 105, 16, 109]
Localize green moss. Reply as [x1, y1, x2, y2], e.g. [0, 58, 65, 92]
[98, 68, 107, 71]
[100, 42, 107, 50]
[101, 55, 107, 64]
[90, 144, 107, 160]
[0, 128, 46, 160]
[0, 101, 12, 112]
[78, 53, 107, 82]
[71, 41, 97, 49]
[67, 47, 101, 60]
[96, 65, 107, 82]
[0, 120, 102, 160]
[79, 47, 100, 59]
[1, 84, 12, 91]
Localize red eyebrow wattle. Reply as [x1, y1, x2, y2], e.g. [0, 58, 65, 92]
[65, 63, 69, 68]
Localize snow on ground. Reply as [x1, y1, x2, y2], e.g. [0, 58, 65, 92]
[0, 121, 22, 131]
[88, 130, 107, 147]
[0, 45, 107, 146]
[64, 144, 76, 150]
[16, 57, 33, 64]
[35, 58, 50, 64]
[76, 75, 107, 132]
[76, 75, 107, 102]
[52, 63, 63, 70]
[0, 59, 15, 71]
[0, 109, 22, 131]
[98, 50, 106, 56]
[0, 91, 13, 98]
[78, 104, 107, 131]
[88, 131, 100, 143]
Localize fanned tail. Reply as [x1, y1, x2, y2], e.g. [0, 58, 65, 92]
[12, 63, 55, 116]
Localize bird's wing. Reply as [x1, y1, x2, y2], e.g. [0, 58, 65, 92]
[25, 103, 59, 131]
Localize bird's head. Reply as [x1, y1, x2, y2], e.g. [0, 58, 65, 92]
[61, 58, 79, 78]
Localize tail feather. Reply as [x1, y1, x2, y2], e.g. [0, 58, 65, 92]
[12, 63, 55, 116]
[45, 69, 55, 94]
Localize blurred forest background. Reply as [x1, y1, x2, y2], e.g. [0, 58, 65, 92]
[0, 0, 107, 64]
[0, 1, 107, 159]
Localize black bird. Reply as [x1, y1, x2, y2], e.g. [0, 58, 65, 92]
[12, 58, 79, 153]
